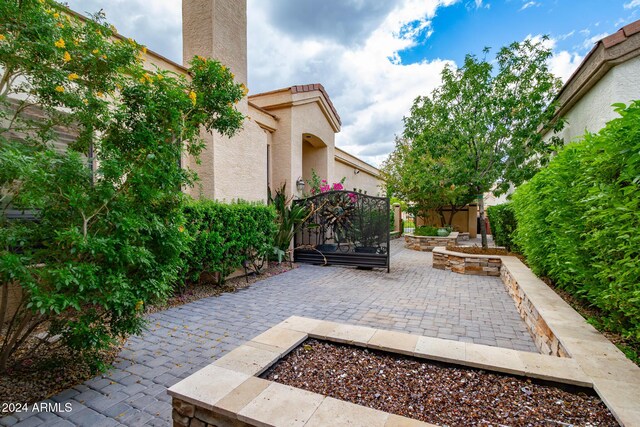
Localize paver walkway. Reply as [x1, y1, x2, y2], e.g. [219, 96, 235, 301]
[2, 240, 537, 427]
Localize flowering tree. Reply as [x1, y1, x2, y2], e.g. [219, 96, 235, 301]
[0, 0, 245, 372]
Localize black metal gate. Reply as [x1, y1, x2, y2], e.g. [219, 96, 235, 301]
[293, 190, 390, 272]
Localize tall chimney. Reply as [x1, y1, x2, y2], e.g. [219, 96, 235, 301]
[182, 0, 248, 86]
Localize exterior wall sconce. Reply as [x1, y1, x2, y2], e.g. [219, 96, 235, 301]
[354, 169, 360, 175]
[296, 177, 305, 192]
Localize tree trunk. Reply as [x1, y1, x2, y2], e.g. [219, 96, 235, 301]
[478, 195, 488, 249]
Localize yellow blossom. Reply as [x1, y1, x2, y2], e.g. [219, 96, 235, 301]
[178, 225, 185, 233]
[53, 12, 59, 18]
[101, 54, 106, 60]
[196, 55, 206, 61]
[143, 73, 152, 82]
[139, 76, 146, 84]
[56, 23, 64, 28]
[0, 34, 5, 42]
[141, 46, 147, 54]
[55, 86, 64, 93]
[92, 49, 99, 54]
[63, 51, 71, 62]
[54, 37, 65, 48]
[189, 91, 197, 106]
[38, 0, 45, 4]
[82, 98, 88, 105]
[240, 83, 248, 96]
[135, 300, 144, 311]
[96, 91, 104, 97]
[67, 73, 79, 81]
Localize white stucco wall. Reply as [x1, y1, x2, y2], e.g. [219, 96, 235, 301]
[544, 56, 640, 144]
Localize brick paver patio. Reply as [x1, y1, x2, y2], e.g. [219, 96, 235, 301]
[2, 240, 537, 427]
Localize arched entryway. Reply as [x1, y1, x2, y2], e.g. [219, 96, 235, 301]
[302, 133, 328, 185]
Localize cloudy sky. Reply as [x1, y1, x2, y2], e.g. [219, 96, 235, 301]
[65, 0, 639, 166]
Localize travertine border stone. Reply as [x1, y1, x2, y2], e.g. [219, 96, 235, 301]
[404, 232, 459, 252]
[436, 251, 640, 426]
[169, 314, 639, 426]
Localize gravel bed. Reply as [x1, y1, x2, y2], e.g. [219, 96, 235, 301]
[262, 339, 618, 426]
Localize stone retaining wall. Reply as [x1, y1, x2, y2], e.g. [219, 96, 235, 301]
[500, 262, 569, 358]
[432, 247, 501, 276]
[173, 398, 243, 427]
[404, 232, 459, 252]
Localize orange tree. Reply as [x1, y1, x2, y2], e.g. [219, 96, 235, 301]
[0, 0, 245, 372]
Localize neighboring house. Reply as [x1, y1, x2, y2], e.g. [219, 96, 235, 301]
[542, 19, 640, 144]
[173, 0, 382, 201]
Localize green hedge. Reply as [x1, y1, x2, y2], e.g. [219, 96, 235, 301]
[511, 101, 640, 340]
[487, 203, 519, 252]
[181, 200, 276, 285]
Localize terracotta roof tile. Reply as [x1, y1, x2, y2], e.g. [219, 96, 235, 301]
[623, 20, 640, 37]
[602, 29, 627, 48]
[291, 83, 341, 125]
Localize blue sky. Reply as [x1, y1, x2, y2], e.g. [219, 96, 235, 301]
[399, 1, 637, 66]
[65, 0, 640, 166]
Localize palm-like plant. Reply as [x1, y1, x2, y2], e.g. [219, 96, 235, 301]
[268, 183, 308, 261]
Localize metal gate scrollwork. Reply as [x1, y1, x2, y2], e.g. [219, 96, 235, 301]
[293, 190, 390, 272]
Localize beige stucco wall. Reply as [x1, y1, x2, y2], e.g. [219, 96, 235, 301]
[181, 0, 267, 201]
[334, 148, 383, 196]
[417, 205, 478, 238]
[543, 55, 640, 144]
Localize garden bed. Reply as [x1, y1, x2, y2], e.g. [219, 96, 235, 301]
[432, 246, 501, 276]
[262, 339, 617, 426]
[404, 232, 459, 252]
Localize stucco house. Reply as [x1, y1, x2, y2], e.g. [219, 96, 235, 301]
[156, 0, 383, 202]
[542, 19, 640, 143]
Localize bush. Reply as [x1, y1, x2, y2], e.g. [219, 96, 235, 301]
[512, 101, 640, 340]
[487, 203, 519, 252]
[181, 200, 276, 285]
[414, 225, 440, 236]
[0, 0, 245, 372]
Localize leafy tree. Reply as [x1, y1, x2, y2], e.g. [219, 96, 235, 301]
[395, 38, 564, 247]
[382, 136, 475, 227]
[0, 0, 245, 372]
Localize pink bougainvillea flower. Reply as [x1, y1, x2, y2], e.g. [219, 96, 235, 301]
[333, 183, 344, 191]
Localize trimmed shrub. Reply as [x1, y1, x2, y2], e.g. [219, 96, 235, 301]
[512, 101, 640, 340]
[414, 225, 440, 237]
[487, 203, 519, 252]
[181, 200, 276, 285]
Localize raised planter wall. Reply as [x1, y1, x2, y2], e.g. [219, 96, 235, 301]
[404, 232, 459, 252]
[500, 263, 568, 357]
[432, 247, 501, 276]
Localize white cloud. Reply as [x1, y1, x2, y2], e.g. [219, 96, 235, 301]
[582, 32, 609, 50]
[624, 0, 640, 9]
[248, 0, 459, 166]
[526, 34, 584, 83]
[519, 1, 540, 11]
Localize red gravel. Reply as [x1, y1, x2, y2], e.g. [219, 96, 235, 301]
[262, 339, 618, 426]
